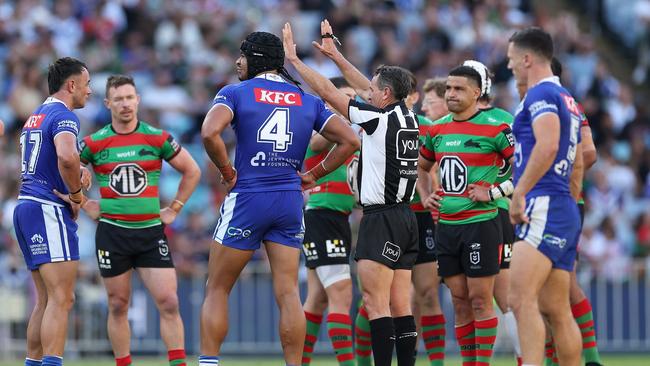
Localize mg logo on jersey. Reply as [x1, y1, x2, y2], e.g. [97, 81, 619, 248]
[382, 241, 401, 262]
[109, 163, 147, 196]
[439, 156, 467, 194]
[254, 88, 303, 106]
[346, 156, 359, 199]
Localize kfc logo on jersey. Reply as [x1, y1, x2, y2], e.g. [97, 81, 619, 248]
[254, 88, 303, 106]
[24, 114, 45, 129]
[561, 93, 580, 115]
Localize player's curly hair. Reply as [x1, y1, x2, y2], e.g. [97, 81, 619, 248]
[240, 31, 302, 91]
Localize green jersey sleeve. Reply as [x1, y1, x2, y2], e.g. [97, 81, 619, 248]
[161, 131, 182, 161]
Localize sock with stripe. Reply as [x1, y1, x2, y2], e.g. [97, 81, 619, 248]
[115, 355, 131, 366]
[571, 298, 602, 365]
[168, 349, 186, 366]
[394, 315, 417, 366]
[198, 355, 219, 366]
[302, 311, 323, 365]
[455, 321, 475, 366]
[503, 311, 522, 363]
[369, 316, 395, 366]
[25, 358, 42, 366]
[475, 317, 498, 366]
[326, 313, 355, 365]
[421, 314, 445, 366]
[354, 305, 373, 366]
[544, 336, 558, 366]
[41, 356, 62, 366]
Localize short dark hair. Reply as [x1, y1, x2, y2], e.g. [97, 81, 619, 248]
[448, 65, 482, 90]
[405, 69, 417, 95]
[422, 78, 446, 98]
[105, 74, 136, 98]
[330, 77, 350, 89]
[551, 57, 563, 78]
[374, 65, 411, 100]
[509, 27, 554, 61]
[47, 57, 87, 95]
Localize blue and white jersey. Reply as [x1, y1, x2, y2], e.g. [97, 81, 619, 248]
[213, 73, 334, 192]
[512, 77, 581, 198]
[18, 97, 81, 206]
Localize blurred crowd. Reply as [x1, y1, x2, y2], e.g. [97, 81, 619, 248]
[0, 0, 649, 301]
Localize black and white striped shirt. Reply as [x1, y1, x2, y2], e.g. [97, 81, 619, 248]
[348, 99, 419, 206]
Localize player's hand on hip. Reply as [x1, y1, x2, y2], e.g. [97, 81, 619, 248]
[221, 170, 237, 192]
[160, 207, 178, 225]
[423, 191, 442, 210]
[53, 189, 82, 220]
[312, 19, 340, 59]
[80, 166, 92, 190]
[468, 183, 490, 202]
[509, 190, 529, 225]
[82, 199, 100, 220]
[282, 23, 299, 63]
[300, 171, 317, 191]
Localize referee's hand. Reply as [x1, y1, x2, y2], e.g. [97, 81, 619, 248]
[312, 19, 340, 59]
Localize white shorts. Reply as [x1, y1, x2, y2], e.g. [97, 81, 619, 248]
[315, 263, 351, 288]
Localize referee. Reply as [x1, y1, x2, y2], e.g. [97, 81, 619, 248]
[283, 21, 419, 366]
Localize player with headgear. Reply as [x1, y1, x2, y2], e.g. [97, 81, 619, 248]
[199, 30, 360, 366]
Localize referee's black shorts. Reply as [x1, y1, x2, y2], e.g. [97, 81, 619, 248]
[354, 203, 419, 270]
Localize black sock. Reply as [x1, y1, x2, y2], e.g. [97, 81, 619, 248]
[370, 316, 395, 366]
[394, 315, 417, 366]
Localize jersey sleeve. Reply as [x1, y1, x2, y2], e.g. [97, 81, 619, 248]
[212, 84, 236, 116]
[494, 124, 515, 160]
[419, 127, 437, 162]
[313, 97, 335, 133]
[51, 111, 80, 140]
[526, 86, 560, 124]
[79, 136, 93, 164]
[348, 99, 382, 135]
[161, 131, 182, 161]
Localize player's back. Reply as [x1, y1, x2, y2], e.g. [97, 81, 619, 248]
[513, 77, 580, 198]
[214, 74, 333, 192]
[18, 97, 80, 206]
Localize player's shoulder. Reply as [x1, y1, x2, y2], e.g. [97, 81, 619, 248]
[482, 107, 513, 124]
[432, 113, 453, 125]
[417, 114, 434, 126]
[86, 124, 113, 142]
[138, 121, 165, 136]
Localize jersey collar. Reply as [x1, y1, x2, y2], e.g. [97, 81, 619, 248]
[254, 73, 286, 83]
[43, 96, 70, 110]
[534, 76, 561, 87]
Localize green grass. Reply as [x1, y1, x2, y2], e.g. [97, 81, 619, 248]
[1, 355, 649, 366]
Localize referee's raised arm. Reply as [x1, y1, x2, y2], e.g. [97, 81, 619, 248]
[282, 23, 352, 120]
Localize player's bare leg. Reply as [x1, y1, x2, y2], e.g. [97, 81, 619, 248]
[265, 240, 305, 365]
[509, 241, 553, 365]
[38, 261, 78, 356]
[303, 269, 328, 315]
[495, 267, 522, 363]
[26, 270, 48, 361]
[200, 243, 254, 355]
[391, 269, 417, 366]
[325, 278, 352, 314]
[103, 270, 133, 357]
[139, 267, 184, 350]
[539, 270, 582, 366]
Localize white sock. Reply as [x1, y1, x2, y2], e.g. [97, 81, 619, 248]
[504, 311, 522, 357]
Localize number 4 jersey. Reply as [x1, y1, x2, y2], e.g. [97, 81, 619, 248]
[213, 73, 334, 192]
[18, 97, 81, 206]
[80, 122, 181, 228]
[420, 111, 514, 225]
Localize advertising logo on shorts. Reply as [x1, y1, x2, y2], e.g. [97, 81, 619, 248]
[109, 163, 147, 196]
[326, 239, 347, 258]
[382, 241, 401, 262]
[98, 249, 111, 269]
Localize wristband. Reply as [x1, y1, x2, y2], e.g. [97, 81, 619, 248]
[308, 161, 329, 181]
[170, 199, 184, 213]
[70, 187, 82, 195]
[219, 162, 236, 182]
[69, 191, 84, 204]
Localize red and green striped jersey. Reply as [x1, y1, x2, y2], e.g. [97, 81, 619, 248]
[420, 111, 514, 225]
[411, 114, 435, 212]
[304, 143, 359, 214]
[482, 107, 514, 210]
[80, 121, 181, 228]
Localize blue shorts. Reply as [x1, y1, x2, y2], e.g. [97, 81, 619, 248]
[515, 195, 580, 271]
[213, 191, 305, 250]
[13, 200, 79, 270]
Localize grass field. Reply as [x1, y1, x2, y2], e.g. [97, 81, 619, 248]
[1, 355, 649, 366]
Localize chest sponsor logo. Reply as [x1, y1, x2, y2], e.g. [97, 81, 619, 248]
[116, 150, 136, 159]
[439, 156, 467, 194]
[109, 163, 147, 196]
[254, 88, 303, 106]
[445, 140, 461, 147]
[396, 129, 419, 161]
[382, 241, 401, 262]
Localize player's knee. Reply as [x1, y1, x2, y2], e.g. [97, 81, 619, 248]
[108, 295, 130, 316]
[469, 293, 492, 314]
[508, 291, 534, 315]
[50, 287, 75, 311]
[156, 293, 180, 315]
[274, 283, 299, 306]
